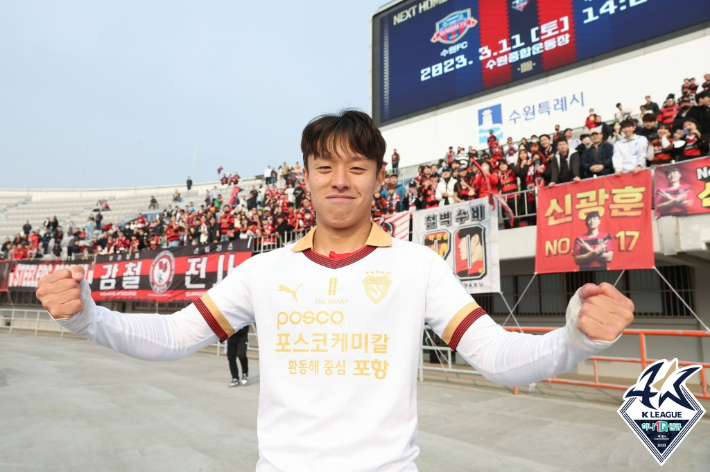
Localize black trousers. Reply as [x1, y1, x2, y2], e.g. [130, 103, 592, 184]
[227, 326, 249, 378]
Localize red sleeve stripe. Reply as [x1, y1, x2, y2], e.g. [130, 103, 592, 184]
[194, 298, 229, 342]
[447, 307, 487, 351]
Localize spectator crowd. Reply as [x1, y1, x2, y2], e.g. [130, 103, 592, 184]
[2, 74, 709, 259]
[391, 76, 710, 228]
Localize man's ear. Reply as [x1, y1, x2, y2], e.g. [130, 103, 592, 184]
[303, 167, 311, 193]
[377, 166, 386, 189]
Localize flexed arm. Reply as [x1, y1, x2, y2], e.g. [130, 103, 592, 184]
[456, 283, 633, 386]
[37, 267, 226, 361]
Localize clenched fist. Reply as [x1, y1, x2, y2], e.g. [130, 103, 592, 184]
[36, 266, 86, 320]
[577, 282, 634, 341]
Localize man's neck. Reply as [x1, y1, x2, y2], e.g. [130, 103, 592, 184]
[587, 229, 599, 237]
[312, 219, 372, 255]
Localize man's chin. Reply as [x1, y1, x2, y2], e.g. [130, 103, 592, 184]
[317, 212, 369, 230]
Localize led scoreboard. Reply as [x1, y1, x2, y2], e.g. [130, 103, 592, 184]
[373, 0, 710, 123]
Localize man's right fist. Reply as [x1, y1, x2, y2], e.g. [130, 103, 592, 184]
[36, 266, 86, 320]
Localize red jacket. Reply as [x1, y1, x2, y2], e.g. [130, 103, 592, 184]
[475, 173, 500, 198]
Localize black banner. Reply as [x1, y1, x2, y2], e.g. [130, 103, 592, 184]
[90, 241, 251, 302]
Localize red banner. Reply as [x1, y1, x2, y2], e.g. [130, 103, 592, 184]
[535, 171, 654, 274]
[91, 241, 251, 302]
[654, 157, 710, 218]
[10, 261, 92, 292]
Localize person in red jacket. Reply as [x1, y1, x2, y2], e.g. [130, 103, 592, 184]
[658, 96, 680, 126]
[165, 217, 181, 248]
[114, 232, 130, 253]
[474, 161, 499, 199]
[219, 207, 235, 242]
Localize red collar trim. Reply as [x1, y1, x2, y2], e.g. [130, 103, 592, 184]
[303, 246, 377, 269]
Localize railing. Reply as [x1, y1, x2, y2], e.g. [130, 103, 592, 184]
[3, 310, 709, 399]
[250, 229, 307, 254]
[501, 326, 710, 399]
[496, 188, 538, 224]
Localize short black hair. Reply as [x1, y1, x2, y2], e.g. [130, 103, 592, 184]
[642, 113, 657, 123]
[301, 109, 386, 172]
[696, 91, 710, 100]
[585, 211, 601, 222]
[620, 119, 635, 129]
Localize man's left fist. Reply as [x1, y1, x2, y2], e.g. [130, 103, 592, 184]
[577, 282, 634, 342]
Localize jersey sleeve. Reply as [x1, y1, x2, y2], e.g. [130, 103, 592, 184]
[423, 252, 486, 351]
[193, 257, 256, 342]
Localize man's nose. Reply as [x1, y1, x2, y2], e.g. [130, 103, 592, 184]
[331, 167, 350, 189]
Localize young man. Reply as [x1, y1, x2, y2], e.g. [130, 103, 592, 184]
[655, 165, 691, 217]
[612, 120, 648, 176]
[37, 110, 634, 472]
[573, 211, 614, 271]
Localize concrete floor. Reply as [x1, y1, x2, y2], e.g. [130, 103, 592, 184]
[1, 333, 709, 472]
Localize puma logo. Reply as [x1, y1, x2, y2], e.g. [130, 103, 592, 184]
[277, 283, 303, 302]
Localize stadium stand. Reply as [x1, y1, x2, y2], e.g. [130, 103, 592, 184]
[1, 81, 709, 260]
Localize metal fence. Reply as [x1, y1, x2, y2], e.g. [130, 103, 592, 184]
[4, 308, 709, 398]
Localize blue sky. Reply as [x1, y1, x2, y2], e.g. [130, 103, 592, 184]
[0, 0, 387, 190]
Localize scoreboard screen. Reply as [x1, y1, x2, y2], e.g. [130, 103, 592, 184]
[373, 0, 710, 123]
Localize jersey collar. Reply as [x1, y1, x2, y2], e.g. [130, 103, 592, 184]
[291, 223, 392, 253]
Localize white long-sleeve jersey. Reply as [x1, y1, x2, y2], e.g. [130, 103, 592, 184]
[56, 224, 614, 472]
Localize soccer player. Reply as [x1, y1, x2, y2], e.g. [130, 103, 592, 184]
[655, 166, 692, 216]
[573, 211, 614, 271]
[37, 110, 634, 471]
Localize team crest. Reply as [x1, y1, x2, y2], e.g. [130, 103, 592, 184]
[149, 250, 175, 294]
[618, 359, 705, 465]
[511, 0, 530, 12]
[362, 272, 392, 304]
[423, 230, 451, 259]
[430, 9, 478, 44]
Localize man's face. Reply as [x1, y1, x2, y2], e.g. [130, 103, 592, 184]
[586, 216, 600, 230]
[699, 96, 710, 106]
[442, 170, 451, 179]
[540, 136, 550, 148]
[645, 97, 652, 103]
[666, 170, 681, 184]
[557, 141, 569, 154]
[423, 167, 431, 176]
[591, 133, 602, 145]
[643, 120, 656, 130]
[622, 125, 635, 138]
[303, 143, 383, 230]
[564, 129, 573, 138]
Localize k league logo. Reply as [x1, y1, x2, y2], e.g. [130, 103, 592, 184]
[617, 359, 705, 465]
